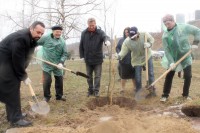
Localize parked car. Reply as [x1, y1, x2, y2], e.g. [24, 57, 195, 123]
[152, 50, 164, 59]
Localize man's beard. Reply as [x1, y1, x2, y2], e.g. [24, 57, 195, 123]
[33, 37, 40, 41]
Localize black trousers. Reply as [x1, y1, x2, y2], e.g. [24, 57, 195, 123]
[0, 83, 22, 123]
[162, 65, 192, 98]
[43, 71, 63, 99]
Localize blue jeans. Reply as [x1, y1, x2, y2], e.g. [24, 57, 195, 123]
[86, 63, 102, 93]
[135, 56, 154, 92]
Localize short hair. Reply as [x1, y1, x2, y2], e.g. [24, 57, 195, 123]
[87, 18, 96, 23]
[162, 14, 175, 23]
[30, 21, 45, 28]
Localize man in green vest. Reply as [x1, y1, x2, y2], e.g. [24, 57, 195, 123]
[37, 25, 68, 102]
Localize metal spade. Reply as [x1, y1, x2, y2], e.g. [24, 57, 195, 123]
[28, 84, 50, 115]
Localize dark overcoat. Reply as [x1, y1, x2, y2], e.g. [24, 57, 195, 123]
[0, 29, 36, 103]
[79, 27, 108, 65]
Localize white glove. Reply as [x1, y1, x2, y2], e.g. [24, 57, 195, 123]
[23, 77, 31, 85]
[115, 53, 120, 60]
[169, 63, 175, 70]
[80, 58, 85, 62]
[105, 41, 111, 46]
[57, 63, 64, 69]
[144, 42, 151, 48]
[191, 45, 198, 49]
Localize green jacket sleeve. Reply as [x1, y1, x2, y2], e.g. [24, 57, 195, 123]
[146, 32, 154, 46]
[185, 24, 200, 45]
[118, 39, 130, 60]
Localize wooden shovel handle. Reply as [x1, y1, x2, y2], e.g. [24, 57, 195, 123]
[28, 83, 39, 104]
[145, 33, 149, 85]
[33, 56, 72, 72]
[28, 83, 35, 96]
[148, 49, 192, 88]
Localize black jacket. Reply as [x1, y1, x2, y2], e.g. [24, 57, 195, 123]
[79, 27, 108, 65]
[0, 28, 37, 94]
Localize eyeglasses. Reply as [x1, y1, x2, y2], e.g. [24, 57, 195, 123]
[163, 20, 172, 24]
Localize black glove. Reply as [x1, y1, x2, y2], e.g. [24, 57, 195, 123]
[142, 66, 146, 71]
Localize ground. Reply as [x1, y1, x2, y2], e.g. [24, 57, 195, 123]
[1, 59, 200, 133]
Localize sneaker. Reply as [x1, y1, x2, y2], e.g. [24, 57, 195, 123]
[183, 96, 192, 101]
[56, 96, 66, 101]
[160, 97, 168, 102]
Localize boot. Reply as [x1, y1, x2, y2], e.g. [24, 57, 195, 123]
[145, 87, 157, 99]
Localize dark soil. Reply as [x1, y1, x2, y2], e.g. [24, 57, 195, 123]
[86, 97, 136, 110]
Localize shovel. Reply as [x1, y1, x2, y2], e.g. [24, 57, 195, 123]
[33, 56, 90, 79]
[148, 49, 192, 89]
[28, 83, 50, 115]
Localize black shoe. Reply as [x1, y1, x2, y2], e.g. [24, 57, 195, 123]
[11, 119, 32, 127]
[94, 91, 100, 97]
[56, 96, 66, 101]
[87, 91, 94, 97]
[44, 97, 50, 102]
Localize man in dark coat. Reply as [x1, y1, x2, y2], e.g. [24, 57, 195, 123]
[0, 21, 45, 126]
[79, 17, 110, 97]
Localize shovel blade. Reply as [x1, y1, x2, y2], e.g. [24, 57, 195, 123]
[31, 101, 50, 115]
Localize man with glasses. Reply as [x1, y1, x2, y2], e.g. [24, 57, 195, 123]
[160, 14, 200, 102]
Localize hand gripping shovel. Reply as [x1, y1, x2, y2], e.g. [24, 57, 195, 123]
[33, 57, 90, 79]
[148, 49, 192, 89]
[28, 83, 50, 115]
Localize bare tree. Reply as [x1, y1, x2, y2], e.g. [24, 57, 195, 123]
[25, 0, 102, 39]
[0, 0, 102, 40]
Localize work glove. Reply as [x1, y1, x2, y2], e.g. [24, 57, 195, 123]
[23, 77, 31, 85]
[144, 42, 151, 48]
[191, 45, 198, 49]
[57, 63, 64, 69]
[115, 53, 120, 60]
[169, 63, 175, 70]
[80, 58, 85, 62]
[105, 40, 111, 46]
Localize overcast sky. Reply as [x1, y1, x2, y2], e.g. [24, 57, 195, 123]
[0, 0, 199, 40]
